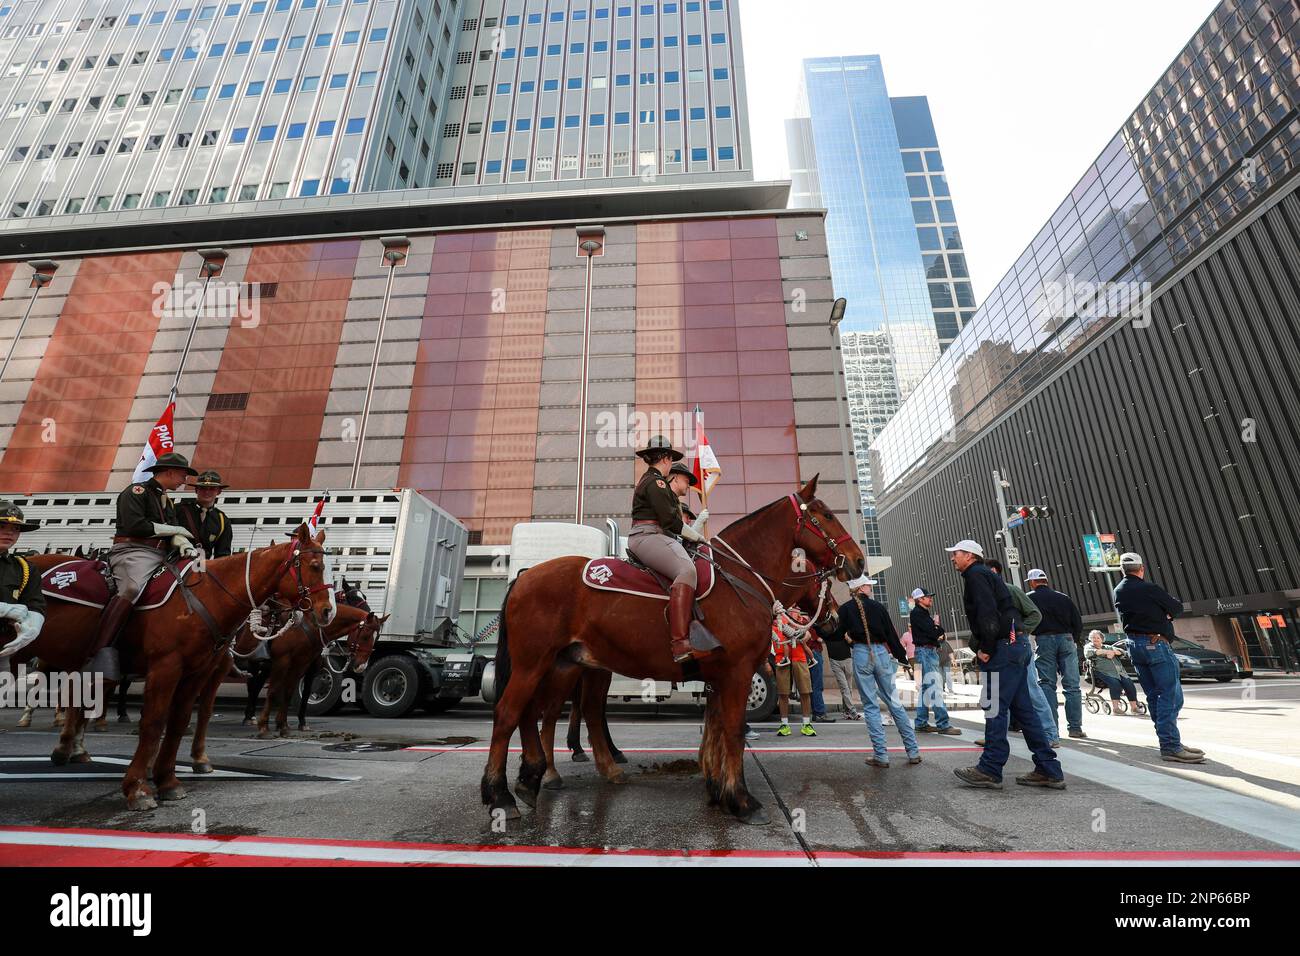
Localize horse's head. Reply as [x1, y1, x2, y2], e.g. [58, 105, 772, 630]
[337, 576, 371, 614]
[790, 475, 866, 583]
[348, 612, 387, 674]
[269, 525, 337, 628]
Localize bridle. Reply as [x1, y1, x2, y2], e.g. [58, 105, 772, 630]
[787, 493, 853, 577]
[202, 539, 333, 638]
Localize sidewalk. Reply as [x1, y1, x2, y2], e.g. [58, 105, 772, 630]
[816, 678, 984, 711]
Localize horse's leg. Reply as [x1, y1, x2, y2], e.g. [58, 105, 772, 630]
[589, 670, 625, 764]
[698, 688, 723, 806]
[581, 674, 626, 785]
[541, 665, 582, 790]
[125, 662, 181, 811]
[244, 664, 266, 725]
[297, 660, 317, 731]
[514, 698, 547, 809]
[480, 661, 552, 822]
[51, 703, 91, 765]
[116, 677, 131, 722]
[190, 656, 227, 774]
[154, 672, 205, 801]
[565, 702, 586, 760]
[715, 673, 768, 825]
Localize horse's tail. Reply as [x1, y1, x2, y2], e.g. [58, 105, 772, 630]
[492, 576, 520, 701]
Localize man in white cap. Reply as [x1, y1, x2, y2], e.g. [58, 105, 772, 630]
[1026, 568, 1086, 740]
[946, 540, 1064, 790]
[1113, 553, 1204, 763]
[909, 586, 959, 735]
[828, 574, 921, 768]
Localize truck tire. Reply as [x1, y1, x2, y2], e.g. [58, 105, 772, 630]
[361, 654, 423, 718]
[302, 666, 347, 716]
[744, 670, 777, 723]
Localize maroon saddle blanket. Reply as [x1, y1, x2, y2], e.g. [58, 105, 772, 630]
[40, 558, 201, 612]
[581, 544, 715, 601]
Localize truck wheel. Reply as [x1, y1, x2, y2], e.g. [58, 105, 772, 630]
[744, 670, 777, 723]
[361, 655, 423, 718]
[422, 697, 462, 714]
[302, 667, 346, 716]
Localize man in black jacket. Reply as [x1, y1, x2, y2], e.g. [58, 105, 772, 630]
[1026, 569, 1086, 740]
[909, 587, 959, 736]
[946, 540, 1064, 791]
[831, 574, 921, 768]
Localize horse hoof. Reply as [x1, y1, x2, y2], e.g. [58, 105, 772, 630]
[70, 751, 92, 764]
[158, 786, 188, 802]
[191, 762, 213, 775]
[128, 793, 158, 812]
[514, 786, 538, 809]
[605, 769, 627, 786]
[570, 751, 590, 763]
[298, 724, 312, 732]
[256, 730, 271, 739]
[612, 752, 628, 765]
[241, 718, 253, 727]
[739, 807, 771, 826]
[16, 716, 31, 729]
[542, 774, 564, 791]
[49, 750, 70, 766]
[117, 714, 131, 724]
[489, 804, 521, 823]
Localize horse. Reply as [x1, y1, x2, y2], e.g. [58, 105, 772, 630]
[481, 475, 863, 825]
[12, 524, 336, 810]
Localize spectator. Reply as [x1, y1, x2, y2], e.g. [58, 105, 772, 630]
[1113, 553, 1205, 763]
[947, 540, 1064, 791]
[830, 575, 921, 768]
[772, 606, 817, 737]
[986, 559, 1060, 748]
[938, 637, 956, 693]
[805, 624, 835, 723]
[1085, 630, 1142, 714]
[1026, 568, 1087, 740]
[817, 612, 862, 720]
[910, 587, 960, 736]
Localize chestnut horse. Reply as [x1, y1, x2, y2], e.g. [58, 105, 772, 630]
[15, 525, 335, 810]
[482, 476, 863, 825]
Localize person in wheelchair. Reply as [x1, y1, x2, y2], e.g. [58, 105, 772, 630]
[1084, 630, 1143, 715]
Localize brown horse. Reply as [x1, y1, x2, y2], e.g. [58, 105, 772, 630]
[16, 525, 335, 810]
[481, 476, 863, 825]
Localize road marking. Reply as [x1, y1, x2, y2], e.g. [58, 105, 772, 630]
[2, 827, 1296, 868]
[0, 755, 360, 783]
[404, 745, 983, 754]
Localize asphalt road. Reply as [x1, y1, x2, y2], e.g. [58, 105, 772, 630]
[2, 678, 1298, 866]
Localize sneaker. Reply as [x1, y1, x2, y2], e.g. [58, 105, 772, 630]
[953, 766, 1002, 789]
[907, 755, 922, 765]
[935, 726, 961, 736]
[1015, 770, 1066, 790]
[915, 725, 936, 733]
[865, 756, 890, 768]
[1068, 729, 1088, 739]
[776, 724, 791, 737]
[744, 729, 760, 741]
[800, 723, 817, 737]
[1161, 748, 1206, 763]
[812, 714, 836, 724]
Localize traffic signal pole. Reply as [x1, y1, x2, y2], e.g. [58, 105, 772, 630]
[992, 468, 1023, 589]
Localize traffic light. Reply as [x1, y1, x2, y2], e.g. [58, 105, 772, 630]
[1014, 505, 1055, 520]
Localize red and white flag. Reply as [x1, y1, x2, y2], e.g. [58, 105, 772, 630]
[691, 405, 722, 494]
[131, 400, 176, 482]
[306, 491, 329, 534]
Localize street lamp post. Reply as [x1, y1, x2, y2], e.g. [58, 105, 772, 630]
[574, 225, 605, 524]
[168, 248, 229, 405]
[992, 468, 1023, 589]
[0, 260, 59, 384]
[350, 235, 409, 489]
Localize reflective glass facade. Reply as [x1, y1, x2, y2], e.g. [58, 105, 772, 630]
[871, 0, 1300, 498]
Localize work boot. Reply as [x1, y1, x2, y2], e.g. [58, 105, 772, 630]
[1016, 770, 1066, 790]
[953, 766, 1002, 789]
[1181, 744, 1205, 755]
[1161, 748, 1206, 763]
[936, 726, 962, 736]
[668, 582, 706, 662]
[1068, 728, 1088, 739]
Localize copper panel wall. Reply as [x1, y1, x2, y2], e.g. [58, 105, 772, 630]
[0, 250, 182, 491]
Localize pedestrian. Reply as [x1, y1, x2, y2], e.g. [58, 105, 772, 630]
[830, 574, 921, 768]
[771, 606, 817, 737]
[817, 611, 862, 719]
[1113, 553, 1205, 763]
[947, 541, 1064, 791]
[805, 625, 835, 723]
[938, 637, 955, 693]
[1084, 630, 1143, 714]
[910, 587, 960, 736]
[1025, 568, 1087, 740]
[986, 559, 1060, 748]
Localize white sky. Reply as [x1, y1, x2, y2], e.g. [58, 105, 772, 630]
[737, 0, 1221, 302]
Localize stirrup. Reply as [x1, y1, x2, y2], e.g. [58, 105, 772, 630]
[688, 620, 722, 653]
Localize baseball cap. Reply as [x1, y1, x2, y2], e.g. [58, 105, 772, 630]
[1026, 568, 1048, 582]
[944, 539, 985, 558]
[910, 587, 934, 600]
[1120, 552, 1144, 568]
[846, 574, 877, 589]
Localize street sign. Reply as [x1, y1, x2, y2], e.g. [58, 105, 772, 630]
[1083, 533, 1121, 571]
[898, 599, 909, 616]
[1006, 516, 1026, 529]
[1005, 546, 1021, 567]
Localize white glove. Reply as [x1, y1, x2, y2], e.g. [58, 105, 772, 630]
[153, 523, 194, 539]
[680, 523, 705, 543]
[0, 601, 28, 623]
[173, 536, 200, 558]
[690, 509, 709, 534]
[0, 610, 43, 659]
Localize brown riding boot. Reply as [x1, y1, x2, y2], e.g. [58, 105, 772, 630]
[87, 595, 132, 681]
[669, 582, 701, 663]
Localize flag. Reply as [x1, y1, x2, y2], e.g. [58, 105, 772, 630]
[306, 491, 329, 534]
[691, 405, 722, 494]
[131, 400, 176, 482]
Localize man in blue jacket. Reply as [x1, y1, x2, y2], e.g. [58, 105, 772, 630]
[1026, 568, 1086, 740]
[1113, 552, 1205, 763]
[947, 540, 1064, 791]
[909, 587, 959, 736]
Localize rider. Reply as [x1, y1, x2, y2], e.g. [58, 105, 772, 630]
[0, 501, 45, 658]
[90, 452, 201, 678]
[177, 470, 233, 559]
[627, 435, 709, 663]
[668, 461, 708, 534]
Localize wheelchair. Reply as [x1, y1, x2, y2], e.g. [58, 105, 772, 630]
[1083, 656, 1148, 716]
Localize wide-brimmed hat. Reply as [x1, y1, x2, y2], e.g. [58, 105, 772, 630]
[635, 434, 684, 463]
[847, 574, 876, 590]
[0, 500, 38, 532]
[667, 462, 698, 486]
[188, 469, 229, 489]
[147, 452, 199, 477]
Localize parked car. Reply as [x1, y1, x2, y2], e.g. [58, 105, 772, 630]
[1105, 633, 1237, 682]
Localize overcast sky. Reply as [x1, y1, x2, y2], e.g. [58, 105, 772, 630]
[737, 0, 1220, 302]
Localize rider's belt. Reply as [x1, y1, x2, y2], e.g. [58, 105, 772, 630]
[113, 536, 167, 549]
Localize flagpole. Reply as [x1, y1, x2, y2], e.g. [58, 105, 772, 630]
[694, 404, 709, 536]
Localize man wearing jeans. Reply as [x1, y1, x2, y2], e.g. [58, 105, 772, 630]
[1026, 569, 1086, 740]
[830, 574, 921, 768]
[1113, 552, 1205, 763]
[947, 540, 1064, 791]
[909, 587, 960, 736]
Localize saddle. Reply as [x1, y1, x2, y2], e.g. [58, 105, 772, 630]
[40, 558, 201, 611]
[581, 544, 716, 601]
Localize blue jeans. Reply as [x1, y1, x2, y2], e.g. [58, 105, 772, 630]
[808, 650, 827, 716]
[1097, 670, 1138, 701]
[1127, 634, 1183, 752]
[913, 645, 950, 729]
[851, 643, 920, 762]
[1024, 646, 1058, 740]
[976, 637, 1062, 782]
[1035, 633, 1083, 733]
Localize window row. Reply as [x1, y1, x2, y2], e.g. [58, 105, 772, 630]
[6, 175, 350, 218]
[494, 32, 728, 57]
[444, 144, 736, 178]
[481, 1, 727, 26]
[489, 70, 729, 92]
[1, 0, 383, 37]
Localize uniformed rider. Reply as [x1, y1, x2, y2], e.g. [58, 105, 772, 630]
[667, 461, 708, 534]
[628, 436, 710, 663]
[178, 470, 234, 559]
[89, 452, 201, 677]
[0, 501, 46, 659]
